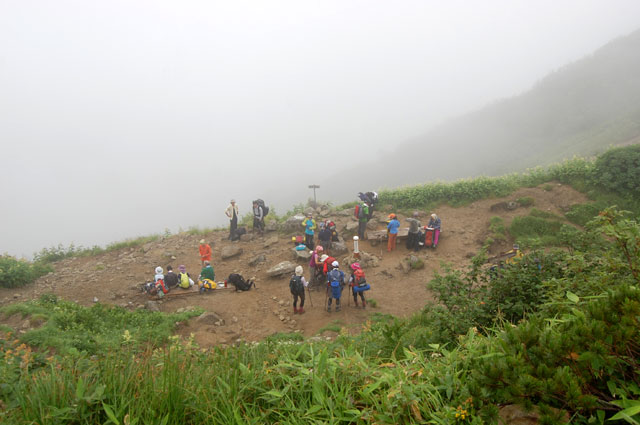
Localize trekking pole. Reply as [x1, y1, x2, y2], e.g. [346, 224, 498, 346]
[307, 286, 314, 307]
[325, 286, 328, 309]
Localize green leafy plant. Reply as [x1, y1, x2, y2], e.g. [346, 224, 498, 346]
[0, 256, 52, 288]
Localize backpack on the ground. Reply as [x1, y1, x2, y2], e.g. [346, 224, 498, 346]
[255, 199, 269, 217]
[232, 227, 247, 241]
[227, 273, 255, 291]
[289, 275, 304, 295]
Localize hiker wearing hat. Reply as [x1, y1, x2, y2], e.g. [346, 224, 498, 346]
[308, 246, 325, 286]
[301, 213, 316, 250]
[349, 262, 370, 308]
[198, 260, 216, 293]
[177, 264, 194, 289]
[225, 199, 239, 240]
[358, 203, 370, 240]
[326, 261, 345, 312]
[151, 266, 169, 296]
[289, 266, 309, 314]
[199, 240, 212, 266]
[427, 213, 442, 248]
[406, 212, 422, 251]
[386, 213, 400, 252]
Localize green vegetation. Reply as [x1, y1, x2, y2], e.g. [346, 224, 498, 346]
[515, 196, 535, 207]
[0, 256, 52, 288]
[34, 235, 162, 264]
[0, 295, 202, 355]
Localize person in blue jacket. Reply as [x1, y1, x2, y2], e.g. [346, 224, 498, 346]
[387, 213, 400, 252]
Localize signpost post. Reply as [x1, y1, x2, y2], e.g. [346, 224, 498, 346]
[308, 184, 320, 206]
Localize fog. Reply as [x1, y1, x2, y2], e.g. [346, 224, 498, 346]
[2, 1, 640, 258]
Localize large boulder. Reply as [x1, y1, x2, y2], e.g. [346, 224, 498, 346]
[263, 236, 279, 248]
[282, 214, 306, 232]
[331, 241, 349, 256]
[267, 261, 297, 278]
[345, 221, 359, 232]
[265, 221, 278, 232]
[293, 248, 312, 261]
[197, 312, 224, 325]
[221, 245, 243, 260]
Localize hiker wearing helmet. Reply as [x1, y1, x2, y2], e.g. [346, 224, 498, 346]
[406, 212, 422, 251]
[225, 199, 239, 240]
[326, 261, 345, 312]
[386, 213, 400, 252]
[289, 266, 309, 314]
[427, 213, 442, 248]
[199, 239, 212, 266]
[349, 262, 370, 308]
[301, 213, 316, 250]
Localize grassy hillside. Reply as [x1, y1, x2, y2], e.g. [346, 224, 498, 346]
[322, 28, 640, 200]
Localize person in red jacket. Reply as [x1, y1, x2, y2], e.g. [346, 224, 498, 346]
[199, 239, 212, 266]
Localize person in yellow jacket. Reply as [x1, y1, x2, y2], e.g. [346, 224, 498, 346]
[301, 213, 316, 250]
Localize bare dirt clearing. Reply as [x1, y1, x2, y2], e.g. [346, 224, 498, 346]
[1, 184, 587, 348]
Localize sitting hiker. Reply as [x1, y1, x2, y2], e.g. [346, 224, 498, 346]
[177, 264, 194, 289]
[387, 213, 400, 252]
[199, 239, 212, 266]
[406, 212, 422, 251]
[145, 266, 169, 297]
[164, 265, 179, 289]
[326, 261, 345, 312]
[349, 262, 370, 308]
[504, 244, 524, 264]
[198, 260, 216, 293]
[318, 221, 333, 253]
[427, 213, 442, 248]
[289, 266, 308, 314]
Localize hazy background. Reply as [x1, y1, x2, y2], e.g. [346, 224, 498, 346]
[2, 0, 640, 258]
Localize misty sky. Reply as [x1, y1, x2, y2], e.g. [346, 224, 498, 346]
[2, 0, 640, 258]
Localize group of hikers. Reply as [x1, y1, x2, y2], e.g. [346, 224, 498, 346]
[146, 192, 442, 314]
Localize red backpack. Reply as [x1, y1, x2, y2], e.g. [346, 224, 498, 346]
[155, 279, 168, 294]
[354, 269, 367, 287]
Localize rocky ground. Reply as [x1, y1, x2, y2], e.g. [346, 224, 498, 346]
[0, 183, 587, 348]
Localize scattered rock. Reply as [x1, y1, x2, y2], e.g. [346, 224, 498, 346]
[278, 300, 285, 306]
[232, 316, 238, 323]
[345, 221, 359, 232]
[176, 307, 185, 313]
[145, 301, 160, 312]
[279, 314, 285, 321]
[263, 236, 279, 247]
[197, 312, 223, 325]
[248, 254, 267, 267]
[13, 294, 21, 299]
[267, 261, 297, 277]
[240, 233, 254, 242]
[93, 297, 99, 303]
[221, 246, 243, 260]
[265, 221, 278, 232]
[282, 214, 306, 232]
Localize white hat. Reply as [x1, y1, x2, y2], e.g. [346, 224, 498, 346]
[331, 261, 339, 268]
[155, 266, 163, 274]
[319, 254, 329, 262]
[200, 239, 205, 244]
[295, 266, 303, 276]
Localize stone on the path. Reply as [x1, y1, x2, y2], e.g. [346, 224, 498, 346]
[221, 245, 243, 260]
[248, 254, 266, 267]
[263, 236, 279, 247]
[294, 248, 312, 261]
[145, 301, 160, 312]
[240, 233, 254, 242]
[93, 297, 99, 303]
[345, 221, 359, 232]
[331, 242, 348, 256]
[197, 312, 223, 325]
[267, 261, 296, 277]
[279, 314, 285, 321]
[282, 214, 306, 232]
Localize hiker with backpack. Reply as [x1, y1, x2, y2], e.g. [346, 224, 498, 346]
[252, 200, 265, 235]
[349, 262, 370, 308]
[326, 261, 345, 312]
[318, 221, 332, 253]
[289, 265, 309, 314]
[199, 239, 212, 266]
[302, 213, 316, 249]
[164, 265, 179, 289]
[406, 212, 422, 251]
[143, 266, 169, 297]
[356, 203, 370, 240]
[427, 213, 442, 248]
[177, 264, 194, 289]
[386, 213, 400, 252]
[198, 260, 216, 293]
[225, 199, 239, 240]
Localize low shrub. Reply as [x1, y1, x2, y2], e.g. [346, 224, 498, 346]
[0, 256, 52, 288]
[516, 196, 535, 207]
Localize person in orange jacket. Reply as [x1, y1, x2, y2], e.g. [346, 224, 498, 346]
[199, 239, 212, 266]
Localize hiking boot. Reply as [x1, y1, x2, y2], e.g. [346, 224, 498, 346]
[293, 307, 298, 314]
[336, 305, 341, 312]
[298, 308, 305, 314]
[354, 300, 359, 308]
[362, 300, 366, 309]
[327, 306, 332, 313]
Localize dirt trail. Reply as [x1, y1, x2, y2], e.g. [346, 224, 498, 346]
[0, 184, 587, 348]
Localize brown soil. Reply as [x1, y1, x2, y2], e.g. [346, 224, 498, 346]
[0, 183, 587, 348]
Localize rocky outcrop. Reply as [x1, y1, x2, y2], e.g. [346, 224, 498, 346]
[267, 261, 297, 277]
[221, 246, 243, 260]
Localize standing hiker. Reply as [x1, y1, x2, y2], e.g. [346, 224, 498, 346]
[406, 212, 422, 251]
[349, 262, 370, 308]
[199, 239, 212, 266]
[308, 246, 324, 286]
[225, 199, 239, 240]
[318, 221, 332, 253]
[357, 203, 370, 240]
[252, 200, 265, 236]
[386, 213, 400, 252]
[289, 265, 308, 314]
[302, 213, 316, 250]
[326, 261, 345, 312]
[427, 213, 442, 248]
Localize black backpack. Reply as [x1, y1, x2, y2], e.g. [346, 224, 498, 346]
[289, 275, 304, 295]
[255, 199, 269, 217]
[227, 273, 255, 291]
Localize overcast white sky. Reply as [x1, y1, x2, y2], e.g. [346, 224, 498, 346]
[2, 0, 640, 258]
